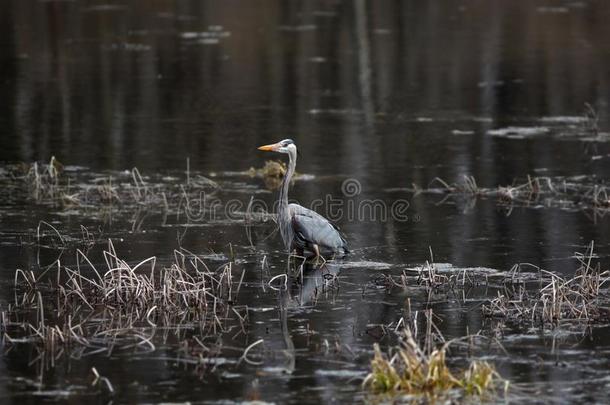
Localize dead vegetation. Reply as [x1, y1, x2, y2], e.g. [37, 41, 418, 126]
[405, 174, 610, 218]
[2, 240, 249, 375]
[583, 102, 600, 136]
[249, 160, 287, 179]
[483, 243, 610, 329]
[2, 159, 219, 214]
[404, 248, 458, 289]
[376, 247, 498, 298]
[24, 156, 77, 205]
[248, 159, 302, 190]
[363, 311, 508, 401]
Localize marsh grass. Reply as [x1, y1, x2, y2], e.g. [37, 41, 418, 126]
[1, 159, 259, 243]
[247, 160, 304, 190]
[25, 157, 68, 203]
[483, 242, 610, 329]
[411, 248, 452, 289]
[387, 248, 494, 297]
[7, 160, 219, 217]
[363, 327, 507, 401]
[583, 102, 600, 136]
[251, 160, 287, 178]
[91, 367, 115, 395]
[409, 175, 610, 218]
[3, 240, 248, 374]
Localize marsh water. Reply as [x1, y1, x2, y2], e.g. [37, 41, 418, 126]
[2, 1, 610, 403]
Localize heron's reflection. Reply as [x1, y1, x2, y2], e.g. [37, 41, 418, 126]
[275, 260, 342, 374]
[277, 288, 295, 374]
[290, 260, 341, 306]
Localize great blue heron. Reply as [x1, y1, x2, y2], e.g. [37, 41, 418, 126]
[258, 139, 348, 258]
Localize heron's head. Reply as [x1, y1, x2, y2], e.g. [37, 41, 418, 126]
[257, 139, 296, 155]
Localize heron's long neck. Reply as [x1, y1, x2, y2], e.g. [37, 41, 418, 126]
[278, 151, 296, 252]
[279, 151, 296, 215]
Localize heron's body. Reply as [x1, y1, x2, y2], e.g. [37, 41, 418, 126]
[284, 203, 348, 256]
[258, 139, 348, 258]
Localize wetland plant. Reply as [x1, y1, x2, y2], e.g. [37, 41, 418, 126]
[411, 174, 610, 217]
[483, 242, 610, 329]
[25, 156, 73, 204]
[7, 159, 219, 215]
[363, 327, 507, 401]
[582, 102, 599, 136]
[3, 240, 248, 374]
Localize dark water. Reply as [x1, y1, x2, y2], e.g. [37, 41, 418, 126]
[2, 1, 610, 403]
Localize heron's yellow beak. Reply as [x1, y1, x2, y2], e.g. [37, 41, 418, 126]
[258, 143, 279, 152]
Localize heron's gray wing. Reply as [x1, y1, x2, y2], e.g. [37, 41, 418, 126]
[288, 204, 348, 252]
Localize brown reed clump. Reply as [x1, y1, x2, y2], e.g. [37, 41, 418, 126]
[483, 242, 610, 328]
[247, 160, 303, 190]
[410, 175, 610, 217]
[24, 156, 74, 204]
[3, 240, 248, 371]
[6, 158, 222, 216]
[363, 327, 507, 401]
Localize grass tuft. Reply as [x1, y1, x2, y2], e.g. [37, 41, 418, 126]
[410, 174, 610, 218]
[248, 160, 302, 190]
[4, 240, 249, 374]
[363, 328, 507, 401]
[484, 242, 610, 329]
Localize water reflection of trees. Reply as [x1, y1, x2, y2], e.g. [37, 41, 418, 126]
[4, 1, 609, 167]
